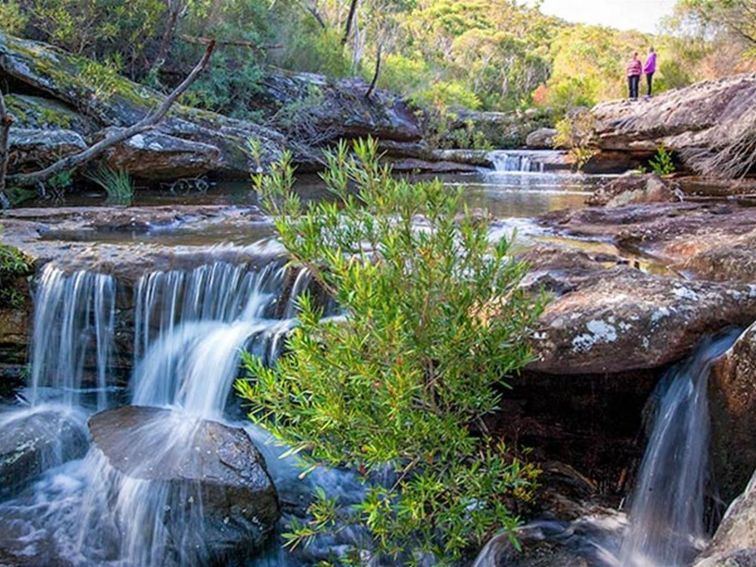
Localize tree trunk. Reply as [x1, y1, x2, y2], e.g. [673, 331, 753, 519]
[365, 44, 382, 100]
[152, 0, 187, 71]
[342, 0, 359, 46]
[6, 42, 215, 188]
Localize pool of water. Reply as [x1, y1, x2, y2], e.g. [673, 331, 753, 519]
[27, 170, 607, 219]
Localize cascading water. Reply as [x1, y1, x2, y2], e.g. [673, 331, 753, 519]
[29, 263, 117, 410]
[487, 150, 547, 173]
[0, 256, 362, 567]
[616, 330, 740, 567]
[474, 330, 740, 567]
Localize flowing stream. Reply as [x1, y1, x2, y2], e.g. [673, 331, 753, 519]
[0, 256, 362, 566]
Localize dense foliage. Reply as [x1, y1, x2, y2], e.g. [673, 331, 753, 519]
[0, 239, 32, 308]
[2, 0, 753, 120]
[236, 139, 543, 562]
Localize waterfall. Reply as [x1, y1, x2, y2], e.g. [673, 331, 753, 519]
[473, 330, 740, 567]
[29, 264, 117, 410]
[617, 330, 739, 567]
[131, 261, 301, 419]
[487, 150, 546, 173]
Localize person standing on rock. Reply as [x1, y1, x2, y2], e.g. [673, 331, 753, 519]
[627, 52, 642, 99]
[644, 48, 657, 96]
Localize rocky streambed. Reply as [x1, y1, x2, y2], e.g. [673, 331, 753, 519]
[0, 160, 755, 566]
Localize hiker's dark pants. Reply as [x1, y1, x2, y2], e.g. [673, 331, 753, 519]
[628, 75, 640, 99]
[646, 72, 654, 96]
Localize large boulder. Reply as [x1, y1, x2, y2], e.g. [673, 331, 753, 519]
[709, 323, 756, 503]
[8, 128, 88, 171]
[526, 127, 557, 149]
[89, 405, 280, 562]
[587, 73, 756, 175]
[0, 31, 286, 178]
[254, 71, 421, 146]
[693, 470, 756, 567]
[0, 407, 88, 497]
[527, 265, 756, 375]
[102, 130, 223, 179]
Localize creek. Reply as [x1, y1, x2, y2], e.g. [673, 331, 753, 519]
[0, 162, 736, 565]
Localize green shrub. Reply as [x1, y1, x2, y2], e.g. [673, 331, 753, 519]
[0, 239, 32, 308]
[85, 166, 134, 204]
[648, 145, 676, 176]
[554, 112, 597, 171]
[237, 139, 543, 563]
[412, 80, 482, 111]
[0, 1, 28, 34]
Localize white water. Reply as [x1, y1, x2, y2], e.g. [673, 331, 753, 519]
[487, 150, 551, 172]
[474, 330, 740, 567]
[616, 330, 739, 567]
[0, 258, 364, 567]
[29, 264, 117, 410]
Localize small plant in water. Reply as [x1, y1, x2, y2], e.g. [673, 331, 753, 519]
[648, 145, 676, 176]
[86, 166, 134, 204]
[237, 138, 543, 564]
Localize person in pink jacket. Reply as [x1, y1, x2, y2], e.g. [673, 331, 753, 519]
[627, 52, 642, 99]
[644, 48, 657, 96]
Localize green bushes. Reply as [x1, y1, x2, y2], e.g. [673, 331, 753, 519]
[0, 240, 32, 308]
[237, 139, 543, 562]
[649, 145, 676, 175]
[85, 166, 134, 204]
[0, 1, 27, 34]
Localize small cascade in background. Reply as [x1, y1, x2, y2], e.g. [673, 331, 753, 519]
[29, 264, 117, 410]
[487, 150, 547, 173]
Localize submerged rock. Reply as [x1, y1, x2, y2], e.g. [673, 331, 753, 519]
[709, 322, 756, 503]
[693, 470, 756, 567]
[89, 406, 280, 562]
[0, 408, 88, 497]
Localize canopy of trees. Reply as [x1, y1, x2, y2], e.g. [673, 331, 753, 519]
[0, 0, 754, 118]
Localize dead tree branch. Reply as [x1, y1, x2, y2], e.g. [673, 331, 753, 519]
[342, 0, 359, 45]
[0, 91, 12, 195]
[365, 44, 382, 100]
[6, 41, 215, 188]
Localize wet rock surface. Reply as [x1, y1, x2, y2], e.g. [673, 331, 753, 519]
[541, 202, 756, 283]
[89, 405, 280, 560]
[709, 322, 756, 503]
[0, 408, 88, 497]
[693, 470, 756, 567]
[586, 172, 682, 207]
[528, 265, 756, 375]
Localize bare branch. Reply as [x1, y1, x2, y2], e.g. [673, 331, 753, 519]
[342, 0, 359, 46]
[0, 91, 12, 195]
[179, 34, 282, 51]
[365, 44, 382, 100]
[301, 1, 327, 29]
[7, 41, 216, 188]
